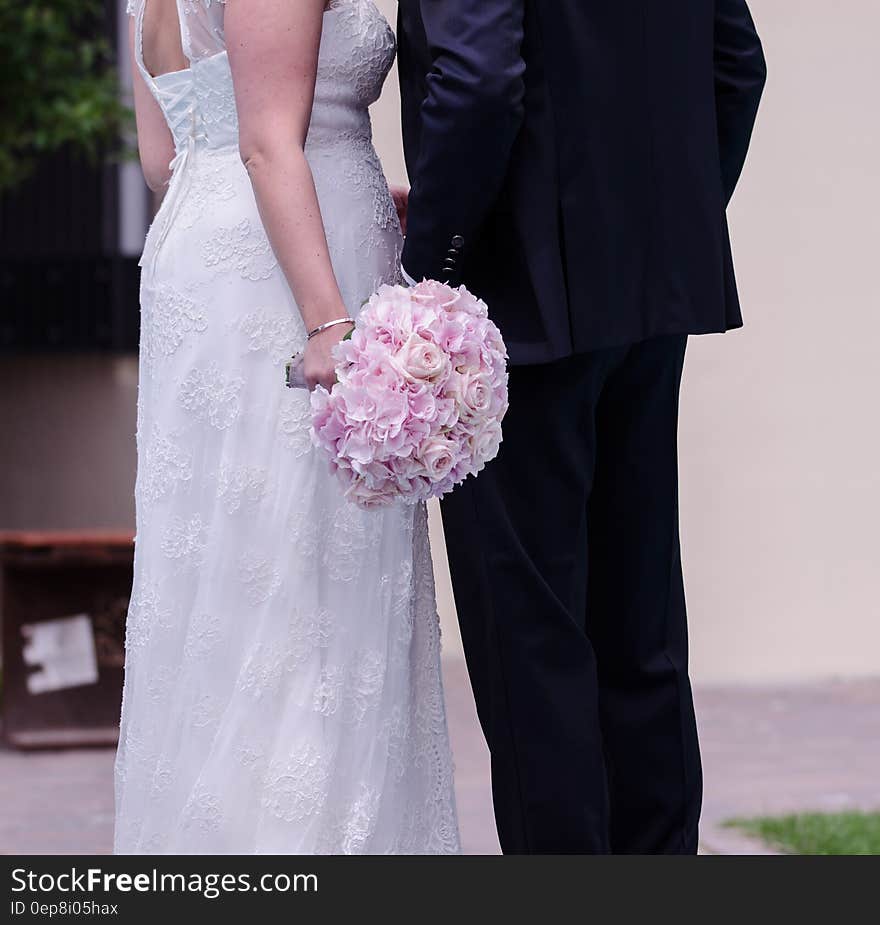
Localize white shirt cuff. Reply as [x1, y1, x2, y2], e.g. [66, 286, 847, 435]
[400, 264, 418, 287]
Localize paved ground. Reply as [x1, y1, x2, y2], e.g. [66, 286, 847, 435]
[695, 677, 880, 854]
[1, 665, 878, 855]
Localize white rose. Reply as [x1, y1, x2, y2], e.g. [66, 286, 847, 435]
[468, 420, 503, 465]
[396, 333, 449, 382]
[418, 435, 459, 482]
[462, 372, 493, 418]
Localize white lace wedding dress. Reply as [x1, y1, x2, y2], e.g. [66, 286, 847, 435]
[114, 0, 460, 855]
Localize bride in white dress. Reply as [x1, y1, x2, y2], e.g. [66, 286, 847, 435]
[114, 0, 460, 855]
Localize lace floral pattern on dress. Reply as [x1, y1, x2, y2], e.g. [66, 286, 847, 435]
[216, 463, 270, 514]
[125, 573, 171, 651]
[177, 157, 236, 230]
[160, 514, 209, 570]
[201, 219, 278, 281]
[237, 551, 282, 605]
[277, 391, 315, 457]
[235, 307, 302, 366]
[141, 284, 208, 377]
[182, 788, 223, 833]
[286, 607, 333, 668]
[261, 746, 332, 824]
[178, 363, 243, 430]
[183, 612, 223, 660]
[315, 783, 381, 855]
[136, 425, 193, 508]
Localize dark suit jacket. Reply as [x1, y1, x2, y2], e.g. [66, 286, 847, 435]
[397, 0, 767, 364]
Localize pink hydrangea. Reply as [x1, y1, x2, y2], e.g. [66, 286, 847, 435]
[310, 281, 509, 510]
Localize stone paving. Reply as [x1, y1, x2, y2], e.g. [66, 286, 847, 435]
[1, 664, 878, 855]
[695, 678, 880, 854]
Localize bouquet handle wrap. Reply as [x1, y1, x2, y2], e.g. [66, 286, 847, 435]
[285, 353, 307, 390]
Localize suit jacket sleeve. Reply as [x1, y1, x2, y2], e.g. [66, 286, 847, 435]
[715, 0, 767, 203]
[401, 0, 526, 283]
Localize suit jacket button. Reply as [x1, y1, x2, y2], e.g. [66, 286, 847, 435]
[451, 235, 465, 249]
[443, 258, 457, 269]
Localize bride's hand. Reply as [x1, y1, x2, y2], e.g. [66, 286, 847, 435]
[303, 322, 354, 392]
[389, 184, 409, 235]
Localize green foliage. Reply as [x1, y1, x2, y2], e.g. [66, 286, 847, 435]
[728, 812, 880, 855]
[0, 1, 132, 191]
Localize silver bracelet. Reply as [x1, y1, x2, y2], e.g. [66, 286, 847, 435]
[307, 317, 354, 340]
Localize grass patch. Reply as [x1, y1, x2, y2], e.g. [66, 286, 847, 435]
[727, 812, 880, 855]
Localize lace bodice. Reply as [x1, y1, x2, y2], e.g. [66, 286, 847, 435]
[126, 0, 228, 61]
[128, 0, 395, 152]
[127, 1, 226, 60]
[311, 1, 397, 144]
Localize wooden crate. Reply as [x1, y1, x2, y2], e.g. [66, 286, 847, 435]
[0, 531, 133, 749]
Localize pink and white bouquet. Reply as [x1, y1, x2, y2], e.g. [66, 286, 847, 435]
[310, 280, 508, 510]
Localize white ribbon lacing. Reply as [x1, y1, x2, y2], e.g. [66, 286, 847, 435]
[143, 106, 206, 281]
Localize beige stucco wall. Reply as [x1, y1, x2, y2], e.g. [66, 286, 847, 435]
[1, 1, 877, 684]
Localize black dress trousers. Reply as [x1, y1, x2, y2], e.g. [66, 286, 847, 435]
[441, 334, 702, 854]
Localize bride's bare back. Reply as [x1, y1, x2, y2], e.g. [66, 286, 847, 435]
[140, 0, 187, 78]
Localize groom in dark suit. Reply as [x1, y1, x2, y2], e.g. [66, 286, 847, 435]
[397, 0, 766, 853]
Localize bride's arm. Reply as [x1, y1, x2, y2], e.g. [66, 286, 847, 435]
[225, 0, 350, 391]
[128, 19, 176, 192]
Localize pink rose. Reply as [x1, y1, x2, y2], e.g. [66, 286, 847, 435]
[418, 434, 460, 482]
[347, 477, 395, 510]
[396, 332, 449, 383]
[461, 372, 493, 419]
[468, 420, 503, 466]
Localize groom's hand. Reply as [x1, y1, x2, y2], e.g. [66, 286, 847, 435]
[389, 184, 409, 235]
